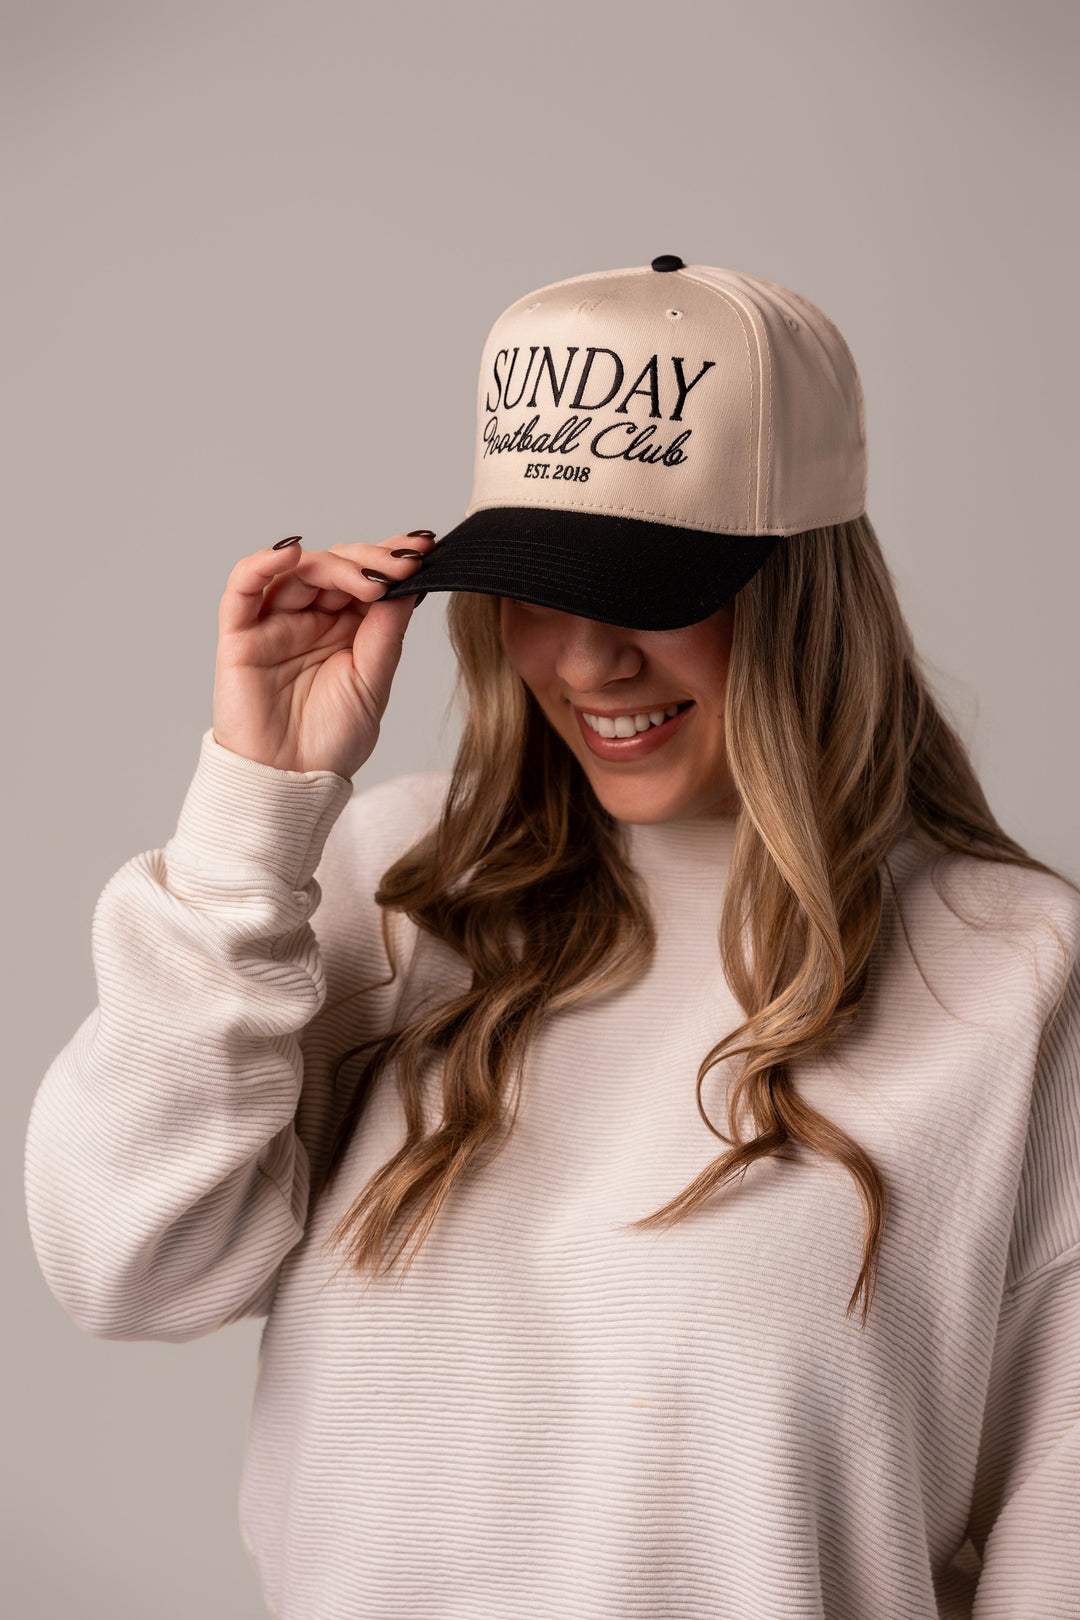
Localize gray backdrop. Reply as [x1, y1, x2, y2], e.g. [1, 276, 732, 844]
[6, 1, 1078, 1613]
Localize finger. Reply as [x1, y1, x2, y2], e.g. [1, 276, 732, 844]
[220, 544, 424, 634]
[381, 528, 438, 558]
[219, 543, 315, 634]
[329, 530, 439, 563]
[263, 574, 358, 614]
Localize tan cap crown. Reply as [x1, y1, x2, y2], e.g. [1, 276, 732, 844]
[382, 258, 870, 629]
[469, 261, 867, 536]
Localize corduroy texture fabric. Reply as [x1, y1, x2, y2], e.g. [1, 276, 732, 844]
[24, 729, 1080, 1620]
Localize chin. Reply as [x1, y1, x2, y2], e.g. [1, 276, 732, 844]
[582, 769, 694, 825]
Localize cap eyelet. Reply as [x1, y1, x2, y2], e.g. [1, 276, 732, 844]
[666, 309, 684, 320]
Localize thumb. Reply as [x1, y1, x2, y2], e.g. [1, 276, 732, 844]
[350, 593, 420, 706]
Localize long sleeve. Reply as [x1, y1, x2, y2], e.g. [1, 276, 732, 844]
[23, 729, 444, 1344]
[967, 946, 1080, 1619]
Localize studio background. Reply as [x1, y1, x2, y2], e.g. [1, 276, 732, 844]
[6, 1, 1077, 1613]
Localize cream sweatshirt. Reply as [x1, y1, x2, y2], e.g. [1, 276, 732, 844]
[24, 728, 1080, 1620]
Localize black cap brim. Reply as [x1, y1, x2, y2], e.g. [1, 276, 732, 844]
[381, 507, 781, 631]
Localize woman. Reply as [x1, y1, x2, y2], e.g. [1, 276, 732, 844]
[25, 260, 1080, 1619]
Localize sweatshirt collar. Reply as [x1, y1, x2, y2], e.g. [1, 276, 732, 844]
[618, 812, 738, 923]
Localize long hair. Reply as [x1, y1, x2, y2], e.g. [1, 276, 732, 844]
[316, 513, 1075, 1326]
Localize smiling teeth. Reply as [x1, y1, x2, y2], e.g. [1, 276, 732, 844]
[583, 705, 681, 738]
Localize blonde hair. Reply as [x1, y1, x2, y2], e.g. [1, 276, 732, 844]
[317, 513, 1074, 1326]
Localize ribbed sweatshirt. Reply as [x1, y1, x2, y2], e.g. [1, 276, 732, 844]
[23, 727, 1080, 1620]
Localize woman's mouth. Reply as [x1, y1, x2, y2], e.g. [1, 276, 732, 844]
[574, 700, 695, 760]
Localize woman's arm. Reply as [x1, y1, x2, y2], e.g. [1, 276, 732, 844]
[22, 729, 439, 1343]
[968, 1248, 1080, 1616]
[24, 525, 441, 1343]
[967, 946, 1080, 1616]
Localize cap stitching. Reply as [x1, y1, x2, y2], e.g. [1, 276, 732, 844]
[736, 303, 755, 531]
[762, 307, 774, 528]
[468, 494, 719, 526]
[464, 495, 866, 535]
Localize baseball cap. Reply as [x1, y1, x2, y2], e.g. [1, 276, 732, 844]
[382, 255, 867, 631]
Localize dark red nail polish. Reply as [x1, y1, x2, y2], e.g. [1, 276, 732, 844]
[273, 535, 302, 550]
[407, 529, 436, 538]
[360, 567, 391, 584]
[390, 548, 424, 558]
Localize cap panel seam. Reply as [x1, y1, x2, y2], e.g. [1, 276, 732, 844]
[759, 302, 774, 528]
[764, 282, 868, 512]
[676, 270, 764, 531]
[828, 319, 868, 508]
[494, 264, 653, 319]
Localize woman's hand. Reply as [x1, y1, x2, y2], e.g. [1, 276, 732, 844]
[211, 531, 436, 779]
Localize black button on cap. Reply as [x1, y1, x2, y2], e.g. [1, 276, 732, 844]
[651, 254, 684, 272]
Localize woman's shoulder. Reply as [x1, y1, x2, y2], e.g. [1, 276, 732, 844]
[884, 826, 1080, 1019]
[887, 825, 1080, 933]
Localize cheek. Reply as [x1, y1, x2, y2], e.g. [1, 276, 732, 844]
[678, 612, 734, 708]
[499, 606, 554, 690]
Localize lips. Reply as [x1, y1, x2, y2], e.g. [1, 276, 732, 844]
[574, 700, 695, 761]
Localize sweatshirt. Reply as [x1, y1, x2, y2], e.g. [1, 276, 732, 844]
[23, 727, 1080, 1620]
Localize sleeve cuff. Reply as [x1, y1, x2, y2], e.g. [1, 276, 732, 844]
[166, 728, 355, 893]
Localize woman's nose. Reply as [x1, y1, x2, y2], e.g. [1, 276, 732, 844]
[553, 615, 643, 691]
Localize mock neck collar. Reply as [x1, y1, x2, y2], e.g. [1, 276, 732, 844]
[618, 812, 738, 916]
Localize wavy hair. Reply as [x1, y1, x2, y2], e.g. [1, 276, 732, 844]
[316, 513, 1074, 1326]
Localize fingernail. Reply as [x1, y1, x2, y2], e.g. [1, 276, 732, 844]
[360, 567, 391, 584]
[412, 591, 428, 606]
[407, 529, 436, 538]
[389, 548, 424, 559]
[273, 535, 302, 550]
